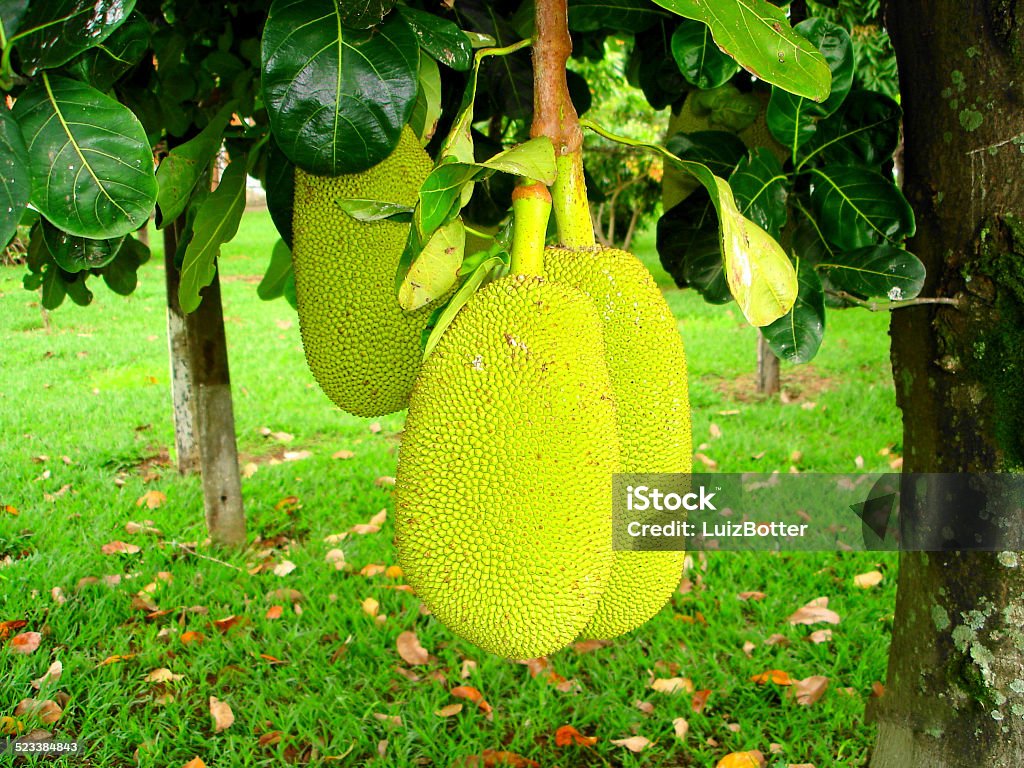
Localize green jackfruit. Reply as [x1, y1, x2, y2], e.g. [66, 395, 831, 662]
[291, 127, 433, 418]
[394, 275, 619, 659]
[545, 246, 691, 640]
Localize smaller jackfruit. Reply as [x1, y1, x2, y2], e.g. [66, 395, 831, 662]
[291, 126, 433, 418]
[545, 246, 691, 641]
[395, 274, 619, 659]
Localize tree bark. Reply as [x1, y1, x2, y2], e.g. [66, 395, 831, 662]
[870, 2, 1024, 765]
[164, 219, 201, 474]
[756, 333, 780, 396]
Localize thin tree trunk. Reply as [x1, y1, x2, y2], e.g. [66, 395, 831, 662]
[622, 205, 641, 252]
[164, 220, 200, 474]
[870, 2, 1024, 765]
[756, 333, 780, 396]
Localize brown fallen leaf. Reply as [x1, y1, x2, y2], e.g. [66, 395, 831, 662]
[258, 731, 283, 746]
[210, 697, 234, 732]
[611, 735, 651, 752]
[332, 450, 355, 460]
[375, 476, 396, 487]
[673, 717, 689, 739]
[125, 521, 163, 536]
[101, 541, 141, 555]
[572, 639, 610, 654]
[554, 724, 597, 747]
[870, 681, 885, 697]
[451, 685, 492, 714]
[136, 490, 166, 509]
[792, 675, 829, 706]
[266, 588, 304, 604]
[651, 676, 693, 694]
[786, 764, 816, 768]
[634, 700, 654, 714]
[751, 669, 793, 685]
[325, 549, 347, 570]
[361, 563, 387, 577]
[764, 633, 790, 646]
[31, 661, 62, 690]
[435, 703, 463, 717]
[737, 591, 766, 601]
[808, 629, 832, 644]
[787, 597, 841, 626]
[213, 615, 242, 633]
[182, 757, 207, 768]
[453, 749, 539, 767]
[351, 509, 387, 535]
[10, 631, 42, 655]
[145, 668, 183, 683]
[853, 570, 884, 588]
[396, 631, 429, 665]
[373, 713, 402, 726]
[0, 619, 28, 639]
[717, 751, 766, 768]
[14, 699, 62, 724]
[693, 452, 718, 469]
[691, 689, 711, 713]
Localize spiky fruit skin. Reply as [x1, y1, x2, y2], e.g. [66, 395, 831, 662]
[545, 246, 692, 641]
[291, 127, 433, 418]
[395, 275, 620, 659]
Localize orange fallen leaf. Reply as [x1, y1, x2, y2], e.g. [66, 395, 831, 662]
[451, 685, 492, 714]
[0, 620, 28, 639]
[792, 675, 829, 706]
[210, 697, 234, 732]
[274, 496, 300, 511]
[182, 757, 207, 768]
[691, 689, 711, 713]
[265, 605, 284, 621]
[787, 597, 841, 626]
[259, 653, 287, 665]
[0, 716, 23, 735]
[853, 570, 884, 588]
[101, 541, 141, 555]
[97, 654, 134, 667]
[361, 564, 387, 577]
[871, 681, 886, 697]
[554, 724, 597, 747]
[610, 735, 651, 752]
[435, 703, 463, 717]
[181, 631, 206, 644]
[136, 490, 166, 509]
[10, 631, 41, 655]
[396, 631, 429, 665]
[717, 751, 766, 768]
[3, 505, 18, 516]
[751, 669, 793, 685]
[385, 565, 403, 578]
[651, 676, 693, 694]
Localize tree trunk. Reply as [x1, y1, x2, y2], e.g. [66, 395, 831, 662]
[164, 220, 201, 474]
[870, 3, 1024, 766]
[756, 333, 780, 396]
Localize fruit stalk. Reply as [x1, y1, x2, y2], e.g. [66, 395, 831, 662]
[510, 181, 552, 276]
[531, 0, 595, 248]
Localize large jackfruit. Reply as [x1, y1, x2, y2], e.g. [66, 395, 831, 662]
[545, 246, 691, 640]
[291, 127, 433, 418]
[394, 275, 620, 659]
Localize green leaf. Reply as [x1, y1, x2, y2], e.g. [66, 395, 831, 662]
[422, 254, 506, 358]
[650, 0, 831, 101]
[63, 11, 150, 91]
[339, 0, 395, 28]
[63, 271, 93, 306]
[809, 166, 915, 250]
[670, 18, 740, 90]
[257, 238, 293, 301]
[41, 218, 124, 273]
[657, 190, 732, 303]
[690, 84, 761, 131]
[761, 256, 825, 363]
[40, 262, 66, 309]
[567, 0, 667, 33]
[155, 101, 236, 227]
[0, 106, 30, 249]
[799, 90, 901, 170]
[729, 147, 788, 239]
[13, 75, 157, 239]
[816, 243, 925, 301]
[409, 55, 442, 144]
[627, 20, 690, 110]
[336, 198, 414, 222]
[263, 137, 294, 248]
[178, 157, 248, 313]
[9, 0, 135, 73]
[399, 6, 472, 71]
[767, 18, 854, 152]
[0, 0, 29, 38]
[100, 233, 149, 296]
[666, 130, 747, 178]
[399, 217, 464, 311]
[262, 2, 419, 175]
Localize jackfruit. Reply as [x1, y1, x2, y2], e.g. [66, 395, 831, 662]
[291, 126, 433, 417]
[545, 246, 691, 640]
[394, 274, 620, 659]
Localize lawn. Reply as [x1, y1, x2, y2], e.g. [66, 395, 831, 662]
[1, 210, 899, 767]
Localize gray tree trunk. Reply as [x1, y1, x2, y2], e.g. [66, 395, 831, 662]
[870, 2, 1024, 765]
[756, 333, 780, 396]
[163, 220, 200, 474]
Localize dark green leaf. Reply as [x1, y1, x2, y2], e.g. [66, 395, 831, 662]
[666, 130, 747, 178]
[761, 256, 825, 363]
[257, 238, 293, 301]
[12, 75, 157, 239]
[0, 106, 30, 249]
[339, 0, 394, 28]
[42, 218, 124, 273]
[178, 157, 247, 313]
[399, 6, 472, 71]
[264, 137, 295, 248]
[409, 55, 442, 144]
[809, 165, 914, 250]
[262, 2, 419, 175]
[101, 233, 148, 295]
[40, 263, 66, 309]
[767, 18, 853, 151]
[0, 0, 29, 37]
[568, 0, 667, 33]
[650, 0, 831, 101]
[816, 243, 925, 300]
[337, 199, 414, 222]
[800, 89, 901, 169]
[155, 101, 236, 227]
[64, 11, 150, 91]
[627, 21, 689, 110]
[670, 18, 739, 90]
[63, 271, 93, 306]
[657, 191, 731, 303]
[729, 147, 788, 238]
[453, 1, 533, 119]
[11, 0, 135, 74]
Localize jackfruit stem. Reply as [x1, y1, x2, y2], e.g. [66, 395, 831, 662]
[510, 182, 552, 276]
[532, 0, 596, 249]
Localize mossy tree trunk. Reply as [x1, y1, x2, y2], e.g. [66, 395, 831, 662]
[870, 2, 1024, 765]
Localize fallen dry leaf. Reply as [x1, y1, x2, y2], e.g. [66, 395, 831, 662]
[751, 669, 793, 685]
[97, 654, 134, 667]
[182, 757, 206, 768]
[101, 541, 141, 555]
[634, 700, 654, 714]
[787, 597, 841, 626]
[610, 735, 651, 753]
[792, 676, 829, 706]
[742, 641, 756, 657]
[10, 631, 42, 655]
[451, 685, 492, 714]
[325, 549, 347, 570]
[136, 490, 166, 509]
[808, 629, 832, 644]
[385, 565, 403, 578]
[460, 659, 477, 679]
[691, 689, 711, 713]
[332, 450, 355, 460]
[125, 521, 163, 536]
[435, 703, 463, 717]
[181, 631, 206, 644]
[213, 615, 242, 633]
[396, 631, 429, 665]
[362, 598, 380, 617]
[651, 676, 693, 694]
[787, 764, 815, 768]
[50, 587, 66, 604]
[210, 697, 234, 732]
[242, 462, 258, 478]
[453, 749, 539, 767]
[0, 619, 28, 639]
[273, 560, 297, 577]
[853, 570, 884, 588]
[572, 639, 610, 654]
[266, 588, 303, 604]
[554, 724, 598, 747]
[283, 450, 312, 462]
[14, 698, 62, 724]
[764, 633, 790, 646]
[693, 452, 718, 469]
[257, 731, 283, 746]
[145, 668, 183, 683]
[737, 591, 766, 601]
[368, 422, 383, 434]
[265, 605, 284, 621]
[31, 661, 62, 690]
[871, 681, 886, 697]
[673, 717, 689, 739]
[717, 751, 766, 768]
[375, 476, 396, 487]
[373, 713, 402, 726]
[361, 563, 387, 577]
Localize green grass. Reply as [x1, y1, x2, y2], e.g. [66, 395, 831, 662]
[0, 211, 898, 767]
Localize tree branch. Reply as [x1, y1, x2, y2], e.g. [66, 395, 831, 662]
[827, 290, 964, 311]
